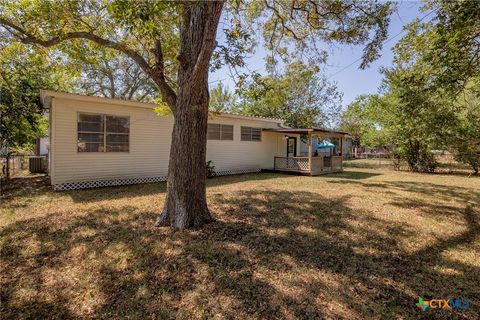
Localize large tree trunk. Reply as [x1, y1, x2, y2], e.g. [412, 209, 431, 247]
[157, 1, 223, 229]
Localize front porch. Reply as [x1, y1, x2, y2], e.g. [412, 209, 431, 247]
[264, 127, 348, 176]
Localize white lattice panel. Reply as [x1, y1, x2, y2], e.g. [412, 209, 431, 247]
[274, 157, 310, 171]
[52, 168, 262, 190]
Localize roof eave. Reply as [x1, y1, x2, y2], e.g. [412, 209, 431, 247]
[39, 90, 285, 124]
[263, 127, 349, 136]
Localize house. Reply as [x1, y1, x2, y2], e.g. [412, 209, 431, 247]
[40, 90, 349, 190]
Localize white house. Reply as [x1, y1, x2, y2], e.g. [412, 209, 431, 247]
[41, 90, 348, 190]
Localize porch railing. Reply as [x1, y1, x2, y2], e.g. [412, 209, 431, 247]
[331, 155, 342, 171]
[311, 157, 324, 172]
[273, 155, 342, 173]
[274, 157, 310, 171]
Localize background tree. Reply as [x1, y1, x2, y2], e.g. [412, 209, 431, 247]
[339, 0, 479, 173]
[450, 80, 480, 174]
[0, 44, 72, 178]
[0, 0, 392, 229]
[72, 48, 158, 102]
[339, 95, 376, 155]
[237, 61, 342, 128]
[348, 66, 456, 172]
[395, 0, 480, 93]
[383, 0, 479, 172]
[391, 0, 480, 173]
[209, 82, 236, 112]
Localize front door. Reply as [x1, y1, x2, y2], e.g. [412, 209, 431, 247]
[287, 137, 296, 157]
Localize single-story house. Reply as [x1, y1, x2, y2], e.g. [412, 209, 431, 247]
[40, 90, 349, 190]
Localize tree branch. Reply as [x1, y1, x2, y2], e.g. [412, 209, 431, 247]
[152, 38, 178, 109]
[0, 17, 178, 107]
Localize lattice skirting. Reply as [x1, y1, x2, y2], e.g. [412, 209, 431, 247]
[52, 176, 168, 190]
[52, 168, 262, 190]
[213, 168, 261, 176]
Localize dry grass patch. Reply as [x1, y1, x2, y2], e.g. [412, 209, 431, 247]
[1, 169, 479, 319]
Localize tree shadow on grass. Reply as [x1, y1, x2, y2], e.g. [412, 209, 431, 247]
[1, 172, 292, 205]
[64, 173, 289, 203]
[205, 190, 480, 319]
[1, 189, 479, 319]
[322, 170, 382, 180]
[329, 179, 479, 204]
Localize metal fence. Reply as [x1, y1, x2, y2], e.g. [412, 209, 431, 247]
[356, 152, 392, 159]
[1, 155, 48, 178]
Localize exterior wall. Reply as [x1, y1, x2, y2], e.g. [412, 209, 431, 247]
[206, 115, 285, 173]
[51, 97, 173, 185]
[274, 134, 294, 157]
[50, 95, 285, 188]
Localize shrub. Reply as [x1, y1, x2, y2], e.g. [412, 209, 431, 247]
[206, 160, 216, 178]
[394, 143, 438, 173]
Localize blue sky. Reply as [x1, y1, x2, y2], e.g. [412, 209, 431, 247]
[210, 1, 423, 109]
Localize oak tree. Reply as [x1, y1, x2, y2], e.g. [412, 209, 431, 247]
[0, 0, 392, 229]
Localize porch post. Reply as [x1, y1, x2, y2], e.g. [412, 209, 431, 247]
[340, 136, 343, 156]
[308, 132, 312, 172]
[340, 136, 344, 171]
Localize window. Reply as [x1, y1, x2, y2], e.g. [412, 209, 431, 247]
[105, 115, 130, 152]
[78, 113, 129, 152]
[241, 126, 262, 141]
[207, 123, 233, 140]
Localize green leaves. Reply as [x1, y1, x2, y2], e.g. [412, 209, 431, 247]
[209, 82, 236, 113]
[253, 0, 393, 69]
[0, 44, 73, 151]
[236, 61, 342, 129]
[394, 0, 480, 92]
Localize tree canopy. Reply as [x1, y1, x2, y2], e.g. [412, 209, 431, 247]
[339, 0, 480, 173]
[0, 44, 73, 154]
[236, 61, 342, 128]
[71, 47, 158, 102]
[394, 0, 480, 92]
[209, 82, 236, 113]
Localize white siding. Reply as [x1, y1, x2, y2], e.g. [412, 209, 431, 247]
[50, 95, 286, 185]
[51, 97, 173, 184]
[206, 115, 284, 172]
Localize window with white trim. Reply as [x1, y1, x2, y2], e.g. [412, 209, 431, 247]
[77, 113, 130, 152]
[241, 126, 262, 141]
[207, 123, 233, 140]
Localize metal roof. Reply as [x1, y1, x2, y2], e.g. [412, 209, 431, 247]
[40, 90, 284, 123]
[262, 127, 349, 136]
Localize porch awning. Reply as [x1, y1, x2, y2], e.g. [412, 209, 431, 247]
[263, 127, 349, 137]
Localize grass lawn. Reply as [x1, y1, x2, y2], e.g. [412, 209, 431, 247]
[1, 168, 479, 319]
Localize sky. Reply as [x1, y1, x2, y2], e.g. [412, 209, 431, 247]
[209, 1, 424, 109]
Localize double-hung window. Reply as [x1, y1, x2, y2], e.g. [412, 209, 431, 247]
[240, 126, 262, 141]
[77, 113, 130, 152]
[207, 123, 234, 140]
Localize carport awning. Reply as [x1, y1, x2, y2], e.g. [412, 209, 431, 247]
[263, 127, 349, 137]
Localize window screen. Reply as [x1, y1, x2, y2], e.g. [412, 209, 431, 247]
[207, 124, 233, 140]
[78, 113, 129, 152]
[106, 115, 130, 152]
[241, 126, 262, 141]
